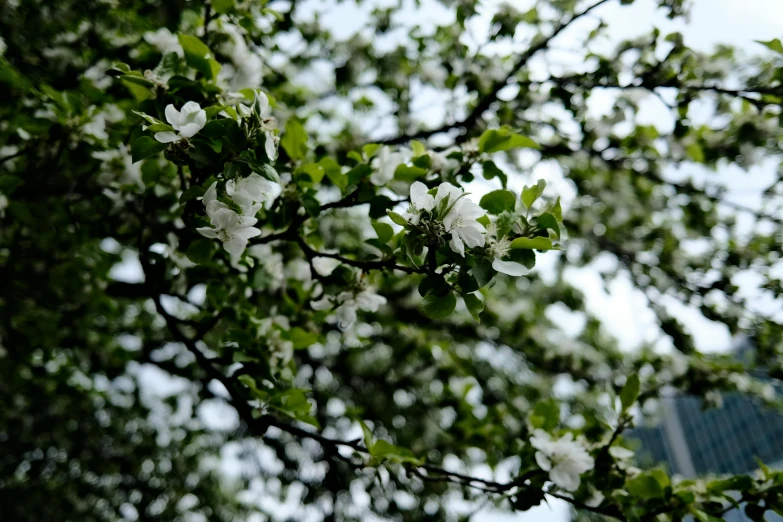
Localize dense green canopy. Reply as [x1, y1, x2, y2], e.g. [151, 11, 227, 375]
[2, 0, 783, 520]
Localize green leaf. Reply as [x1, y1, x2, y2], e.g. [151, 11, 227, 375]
[347, 150, 363, 163]
[620, 374, 640, 412]
[478, 127, 539, 153]
[119, 74, 154, 88]
[510, 237, 557, 251]
[295, 163, 325, 185]
[686, 142, 705, 163]
[537, 212, 560, 239]
[479, 189, 516, 215]
[463, 293, 484, 322]
[319, 157, 345, 190]
[346, 164, 371, 186]
[626, 472, 666, 499]
[421, 291, 457, 320]
[419, 274, 450, 298]
[387, 211, 408, 226]
[286, 327, 317, 350]
[529, 399, 560, 431]
[360, 420, 374, 450]
[551, 197, 562, 222]
[121, 78, 155, 101]
[179, 185, 206, 204]
[212, 0, 234, 14]
[178, 34, 219, 80]
[522, 179, 546, 209]
[757, 39, 783, 55]
[0, 175, 23, 194]
[472, 258, 495, 288]
[369, 440, 423, 465]
[482, 160, 508, 188]
[372, 222, 394, 243]
[271, 389, 320, 428]
[362, 143, 381, 158]
[131, 136, 166, 163]
[186, 238, 216, 264]
[410, 140, 427, 157]
[281, 119, 308, 160]
[394, 164, 428, 181]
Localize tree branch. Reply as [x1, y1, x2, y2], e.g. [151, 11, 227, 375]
[375, 0, 614, 146]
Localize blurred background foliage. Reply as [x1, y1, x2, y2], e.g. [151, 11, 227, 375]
[1, 0, 783, 520]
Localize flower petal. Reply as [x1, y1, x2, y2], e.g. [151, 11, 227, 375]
[179, 122, 203, 138]
[492, 259, 528, 276]
[311, 297, 333, 310]
[154, 131, 180, 143]
[449, 234, 465, 256]
[410, 181, 435, 211]
[312, 257, 341, 276]
[534, 452, 552, 472]
[223, 235, 249, 261]
[164, 104, 180, 129]
[180, 101, 202, 117]
[202, 182, 218, 207]
[196, 227, 220, 239]
[233, 226, 262, 240]
[458, 225, 485, 248]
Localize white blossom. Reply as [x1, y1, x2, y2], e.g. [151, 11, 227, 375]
[437, 183, 485, 256]
[226, 173, 277, 216]
[371, 146, 406, 186]
[530, 429, 594, 492]
[196, 182, 261, 262]
[402, 181, 436, 224]
[312, 255, 341, 277]
[92, 145, 143, 190]
[143, 28, 183, 57]
[486, 224, 527, 276]
[310, 288, 387, 329]
[218, 23, 263, 89]
[154, 102, 207, 143]
[83, 59, 112, 90]
[428, 149, 460, 174]
[0, 193, 7, 218]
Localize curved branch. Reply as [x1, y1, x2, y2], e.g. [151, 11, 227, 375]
[375, 0, 614, 146]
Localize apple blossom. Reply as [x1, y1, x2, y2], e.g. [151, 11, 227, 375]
[371, 146, 406, 186]
[196, 182, 261, 262]
[530, 429, 595, 492]
[154, 102, 207, 143]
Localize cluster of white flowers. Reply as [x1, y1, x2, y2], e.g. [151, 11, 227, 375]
[530, 429, 595, 492]
[371, 146, 407, 186]
[370, 147, 460, 187]
[92, 144, 143, 191]
[0, 192, 8, 218]
[403, 181, 485, 256]
[311, 288, 387, 329]
[196, 177, 277, 263]
[154, 102, 207, 143]
[218, 23, 263, 90]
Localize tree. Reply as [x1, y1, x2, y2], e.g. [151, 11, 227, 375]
[1, 0, 782, 520]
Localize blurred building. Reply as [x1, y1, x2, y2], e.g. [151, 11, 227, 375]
[630, 394, 783, 476]
[628, 347, 783, 521]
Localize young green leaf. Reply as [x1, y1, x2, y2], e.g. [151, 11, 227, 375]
[620, 373, 640, 412]
[421, 291, 457, 319]
[510, 237, 557, 251]
[479, 189, 516, 215]
[281, 119, 308, 160]
[462, 292, 484, 322]
[131, 136, 166, 163]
